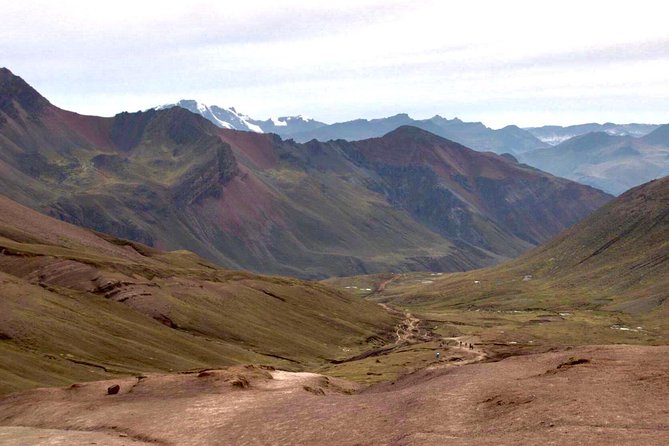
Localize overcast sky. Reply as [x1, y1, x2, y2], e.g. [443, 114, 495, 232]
[2, 0, 668, 127]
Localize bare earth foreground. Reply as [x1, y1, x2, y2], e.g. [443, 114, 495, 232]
[0, 345, 667, 445]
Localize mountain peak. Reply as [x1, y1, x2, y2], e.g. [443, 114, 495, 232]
[0, 67, 51, 115]
[641, 123, 669, 146]
[155, 99, 262, 133]
[383, 124, 448, 142]
[375, 126, 470, 154]
[502, 124, 521, 131]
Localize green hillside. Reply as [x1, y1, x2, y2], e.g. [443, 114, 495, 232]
[0, 194, 396, 394]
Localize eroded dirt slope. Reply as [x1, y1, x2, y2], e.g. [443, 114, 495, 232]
[0, 345, 666, 445]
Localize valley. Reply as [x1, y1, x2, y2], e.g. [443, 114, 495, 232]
[2, 167, 667, 444]
[1, 61, 668, 445]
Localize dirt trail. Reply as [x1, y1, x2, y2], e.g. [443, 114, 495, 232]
[379, 303, 485, 358]
[433, 336, 487, 367]
[330, 305, 432, 364]
[330, 305, 489, 374]
[396, 311, 420, 343]
[379, 304, 426, 344]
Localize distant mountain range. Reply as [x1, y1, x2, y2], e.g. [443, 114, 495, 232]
[525, 123, 659, 145]
[156, 102, 666, 194]
[0, 68, 610, 278]
[159, 100, 669, 197]
[155, 101, 549, 155]
[520, 126, 669, 195]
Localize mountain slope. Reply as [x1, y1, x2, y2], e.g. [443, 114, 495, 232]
[213, 126, 610, 276]
[365, 175, 669, 333]
[641, 123, 669, 146]
[348, 126, 608, 248]
[0, 68, 611, 278]
[520, 130, 669, 195]
[0, 192, 396, 394]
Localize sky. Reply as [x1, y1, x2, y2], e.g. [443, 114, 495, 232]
[2, 0, 668, 128]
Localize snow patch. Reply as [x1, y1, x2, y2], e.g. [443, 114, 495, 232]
[208, 112, 235, 129]
[243, 120, 263, 133]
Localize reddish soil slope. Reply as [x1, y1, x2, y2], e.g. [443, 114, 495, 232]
[0, 345, 665, 445]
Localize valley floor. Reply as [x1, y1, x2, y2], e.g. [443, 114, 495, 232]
[0, 343, 667, 445]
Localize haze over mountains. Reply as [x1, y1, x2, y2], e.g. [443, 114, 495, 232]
[520, 126, 669, 195]
[0, 68, 610, 278]
[157, 100, 660, 155]
[156, 100, 550, 155]
[525, 123, 659, 145]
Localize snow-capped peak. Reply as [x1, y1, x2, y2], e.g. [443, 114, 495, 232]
[154, 100, 262, 133]
[152, 101, 326, 136]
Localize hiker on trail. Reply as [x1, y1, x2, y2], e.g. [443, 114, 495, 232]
[436, 351, 441, 360]
[469, 344, 474, 350]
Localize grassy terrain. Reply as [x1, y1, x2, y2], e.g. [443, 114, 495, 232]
[319, 340, 446, 384]
[326, 177, 669, 351]
[0, 195, 397, 394]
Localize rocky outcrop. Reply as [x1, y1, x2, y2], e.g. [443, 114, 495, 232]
[171, 140, 239, 206]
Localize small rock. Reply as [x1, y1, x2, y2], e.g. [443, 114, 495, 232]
[107, 384, 120, 395]
[230, 376, 250, 389]
[303, 385, 325, 396]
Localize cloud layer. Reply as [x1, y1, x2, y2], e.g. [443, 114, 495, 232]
[2, 0, 668, 127]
